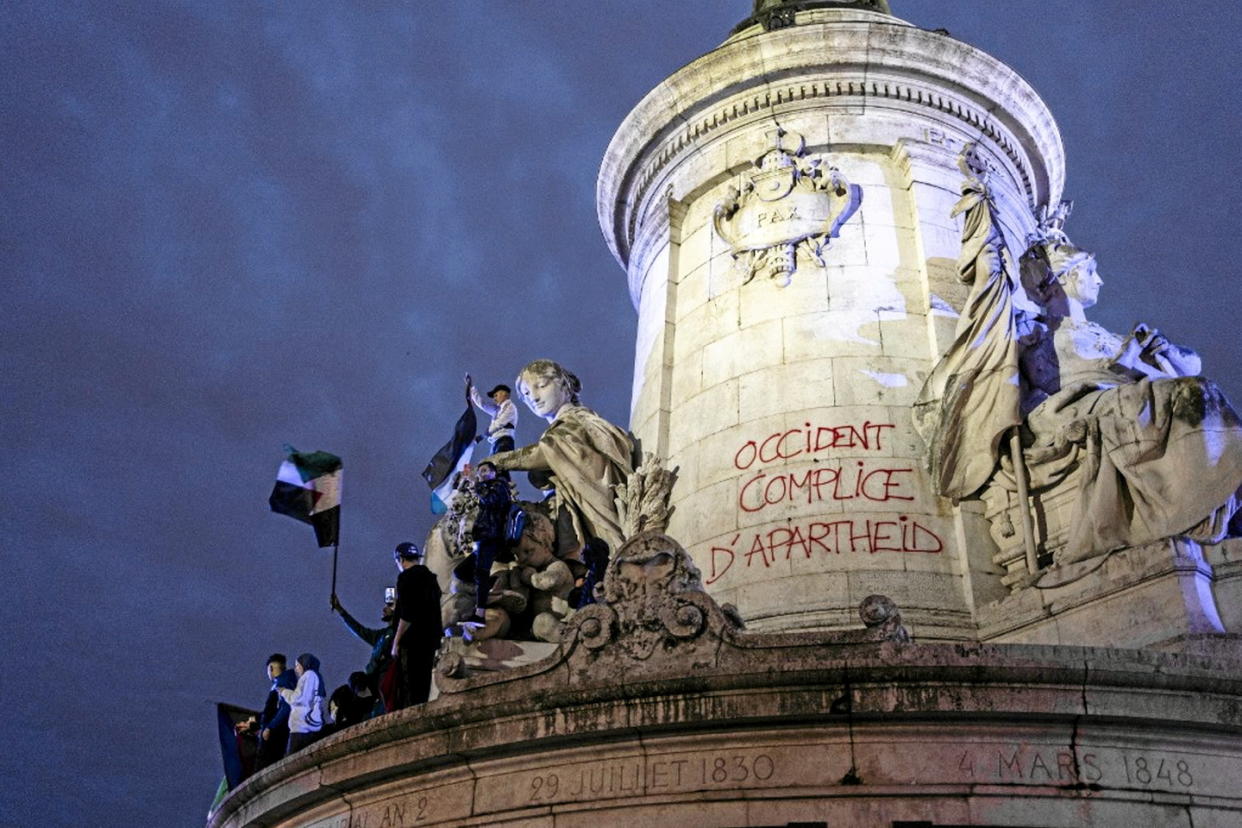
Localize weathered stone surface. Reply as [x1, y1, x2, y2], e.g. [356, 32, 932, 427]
[978, 539, 1240, 656]
[209, 635, 1242, 828]
[211, 534, 1242, 827]
[598, 7, 1058, 636]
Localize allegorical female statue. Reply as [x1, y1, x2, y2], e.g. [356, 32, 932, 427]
[996, 218, 1242, 562]
[918, 143, 1242, 566]
[488, 359, 636, 552]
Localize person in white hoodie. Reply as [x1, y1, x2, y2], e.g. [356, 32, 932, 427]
[279, 652, 326, 754]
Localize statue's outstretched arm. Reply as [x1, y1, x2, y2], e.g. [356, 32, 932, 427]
[489, 442, 548, 472]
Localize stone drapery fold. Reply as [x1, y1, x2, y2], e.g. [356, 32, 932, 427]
[522, 405, 636, 552]
[995, 376, 1242, 563]
[914, 174, 1022, 500]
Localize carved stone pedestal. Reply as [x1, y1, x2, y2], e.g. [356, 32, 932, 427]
[209, 535, 1242, 828]
[1204, 537, 1242, 631]
[976, 539, 1239, 658]
[209, 643, 1242, 828]
[437, 637, 560, 683]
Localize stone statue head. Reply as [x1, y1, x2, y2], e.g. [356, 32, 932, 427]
[1020, 200, 1103, 314]
[1021, 240, 1101, 313]
[1054, 249, 1102, 309]
[515, 359, 581, 420]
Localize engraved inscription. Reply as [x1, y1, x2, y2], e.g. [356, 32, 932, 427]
[337, 793, 434, 827]
[1121, 755, 1194, 789]
[517, 751, 780, 806]
[954, 746, 1202, 792]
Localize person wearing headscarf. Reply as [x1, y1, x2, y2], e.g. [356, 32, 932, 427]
[278, 652, 326, 754]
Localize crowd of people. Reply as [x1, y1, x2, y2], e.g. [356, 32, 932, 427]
[229, 371, 617, 783]
[233, 541, 444, 775]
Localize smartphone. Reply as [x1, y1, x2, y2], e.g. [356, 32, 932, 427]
[385, 587, 396, 604]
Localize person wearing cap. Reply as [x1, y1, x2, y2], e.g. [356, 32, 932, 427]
[329, 589, 397, 704]
[466, 374, 518, 455]
[389, 542, 443, 707]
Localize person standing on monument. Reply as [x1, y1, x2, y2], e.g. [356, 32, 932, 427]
[328, 588, 397, 702]
[278, 652, 327, 754]
[467, 374, 518, 456]
[467, 460, 513, 622]
[236, 653, 295, 771]
[389, 541, 443, 707]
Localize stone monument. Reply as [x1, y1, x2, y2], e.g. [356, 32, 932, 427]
[598, 0, 1071, 640]
[209, 3, 1242, 826]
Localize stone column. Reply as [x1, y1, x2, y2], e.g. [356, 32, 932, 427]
[598, 7, 1063, 638]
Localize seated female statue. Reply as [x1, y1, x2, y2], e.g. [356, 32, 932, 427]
[1006, 237, 1242, 563]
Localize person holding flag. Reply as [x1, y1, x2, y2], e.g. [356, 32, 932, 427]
[467, 373, 518, 456]
[422, 382, 479, 514]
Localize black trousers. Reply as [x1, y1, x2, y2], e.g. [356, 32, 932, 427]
[286, 730, 321, 755]
[399, 645, 438, 707]
[255, 727, 289, 769]
[473, 538, 504, 615]
[490, 435, 514, 480]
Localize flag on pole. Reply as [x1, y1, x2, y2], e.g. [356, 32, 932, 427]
[421, 404, 477, 514]
[269, 448, 342, 547]
[215, 702, 259, 791]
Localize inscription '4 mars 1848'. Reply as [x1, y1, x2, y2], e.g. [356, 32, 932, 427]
[957, 746, 1199, 792]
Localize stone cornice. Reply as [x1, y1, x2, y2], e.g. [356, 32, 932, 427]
[208, 640, 1242, 827]
[208, 532, 1242, 826]
[597, 13, 1063, 271]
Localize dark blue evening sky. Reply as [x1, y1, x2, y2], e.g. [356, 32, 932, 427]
[3, 2, 1240, 824]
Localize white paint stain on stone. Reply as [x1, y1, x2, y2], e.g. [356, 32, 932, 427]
[860, 369, 909, 388]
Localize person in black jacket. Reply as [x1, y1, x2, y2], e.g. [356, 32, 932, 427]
[235, 653, 296, 771]
[469, 461, 513, 621]
[329, 589, 396, 703]
[389, 542, 443, 707]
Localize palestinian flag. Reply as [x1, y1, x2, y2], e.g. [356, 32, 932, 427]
[215, 701, 259, 791]
[421, 404, 476, 514]
[269, 448, 342, 547]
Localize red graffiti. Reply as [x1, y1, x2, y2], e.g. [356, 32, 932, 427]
[705, 516, 943, 585]
[738, 463, 915, 512]
[733, 421, 896, 470]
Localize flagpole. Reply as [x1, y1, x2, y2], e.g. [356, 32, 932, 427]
[331, 541, 339, 600]
[1009, 428, 1039, 576]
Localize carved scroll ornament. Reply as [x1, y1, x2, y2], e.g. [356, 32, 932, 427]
[713, 128, 860, 287]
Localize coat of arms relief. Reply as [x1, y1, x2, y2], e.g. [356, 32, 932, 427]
[713, 128, 861, 286]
